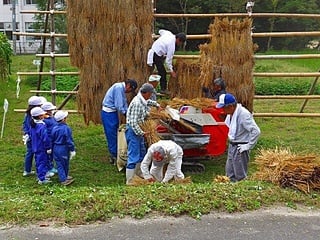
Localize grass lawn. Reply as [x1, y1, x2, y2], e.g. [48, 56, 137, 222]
[0, 54, 319, 225]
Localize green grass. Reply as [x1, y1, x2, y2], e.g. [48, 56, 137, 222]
[0, 55, 319, 225]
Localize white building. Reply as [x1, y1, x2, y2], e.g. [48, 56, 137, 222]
[0, 0, 65, 54]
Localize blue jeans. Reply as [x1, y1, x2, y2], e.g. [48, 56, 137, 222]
[101, 110, 119, 158]
[125, 125, 146, 169]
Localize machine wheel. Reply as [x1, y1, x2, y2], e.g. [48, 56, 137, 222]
[181, 162, 205, 174]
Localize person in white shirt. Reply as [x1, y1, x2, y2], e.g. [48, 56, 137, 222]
[140, 140, 185, 183]
[147, 30, 186, 94]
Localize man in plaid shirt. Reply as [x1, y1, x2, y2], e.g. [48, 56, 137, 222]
[125, 83, 160, 184]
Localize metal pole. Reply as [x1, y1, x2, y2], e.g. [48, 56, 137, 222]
[12, 0, 16, 55]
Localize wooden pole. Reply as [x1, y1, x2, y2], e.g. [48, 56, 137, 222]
[13, 32, 67, 37]
[173, 54, 320, 60]
[253, 113, 320, 117]
[17, 72, 79, 75]
[154, 13, 320, 19]
[20, 10, 66, 14]
[254, 95, 320, 99]
[253, 72, 320, 77]
[299, 69, 320, 112]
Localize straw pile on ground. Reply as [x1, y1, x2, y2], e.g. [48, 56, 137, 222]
[252, 148, 320, 193]
[67, 0, 153, 124]
[199, 17, 256, 112]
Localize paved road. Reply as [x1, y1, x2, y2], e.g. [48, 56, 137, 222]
[1, 206, 320, 240]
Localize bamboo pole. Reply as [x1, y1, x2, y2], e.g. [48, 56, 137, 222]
[154, 13, 320, 19]
[13, 32, 67, 37]
[173, 54, 320, 60]
[253, 113, 320, 117]
[254, 95, 320, 99]
[299, 69, 320, 112]
[17, 71, 79, 75]
[36, 53, 69, 57]
[20, 10, 66, 14]
[30, 90, 78, 94]
[253, 72, 320, 77]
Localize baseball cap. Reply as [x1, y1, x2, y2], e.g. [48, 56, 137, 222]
[140, 83, 154, 93]
[127, 79, 138, 92]
[54, 110, 68, 122]
[216, 93, 237, 108]
[30, 107, 46, 117]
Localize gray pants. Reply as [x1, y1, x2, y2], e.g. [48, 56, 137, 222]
[226, 144, 249, 182]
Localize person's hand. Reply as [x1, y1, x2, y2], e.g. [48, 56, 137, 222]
[237, 144, 250, 153]
[147, 177, 155, 183]
[143, 131, 150, 137]
[46, 149, 52, 154]
[70, 151, 76, 159]
[170, 71, 177, 78]
[22, 134, 29, 145]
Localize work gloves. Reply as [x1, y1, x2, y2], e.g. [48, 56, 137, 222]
[46, 149, 52, 154]
[237, 144, 250, 153]
[70, 151, 76, 160]
[22, 134, 29, 145]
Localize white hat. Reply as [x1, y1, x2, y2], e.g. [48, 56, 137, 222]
[38, 96, 47, 105]
[148, 74, 161, 82]
[28, 96, 42, 106]
[30, 107, 46, 117]
[54, 110, 68, 122]
[41, 102, 56, 111]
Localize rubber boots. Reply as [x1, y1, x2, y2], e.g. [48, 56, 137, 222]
[126, 168, 135, 185]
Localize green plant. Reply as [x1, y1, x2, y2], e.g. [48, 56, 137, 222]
[0, 33, 13, 81]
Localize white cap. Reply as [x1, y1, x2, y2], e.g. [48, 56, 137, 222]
[54, 110, 68, 122]
[28, 96, 42, 106]
[30, 107, 46, 117]
[148, 74, 161, 82]
[41, 102, 56, 111]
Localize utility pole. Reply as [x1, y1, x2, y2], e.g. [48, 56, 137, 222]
[12, 0, 16, 55]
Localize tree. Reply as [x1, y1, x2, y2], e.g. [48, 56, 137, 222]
[0, 33, 13, 81]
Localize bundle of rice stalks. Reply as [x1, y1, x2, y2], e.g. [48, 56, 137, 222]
[140, 119, 161, 147]
[172, 176, 192, 184]
[67, 0, 153, 124]
[199, 17, 256, 112]
[169, 59, 202, 99]
[149, 108, 171, 121]
[213, 175, 230, 183]
[166, 97, 215, 110]
[252, 148, 320, 193]
[127, 175, 152, 186]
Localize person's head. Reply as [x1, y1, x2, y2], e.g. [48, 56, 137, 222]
[148, 74, 161, 88]
[124, 79, 138, 93]
[213, 77, 226, 92]
[175, 32, 186, 46]
[41, 102, 56, 116]
[152, 145, 165, 166]
[216, 93, 237, 114]
[54, 110, 68, 122]
[28, 96, 42, 107]
[30, 107, 46, 120]
[139, 83, 154, 100]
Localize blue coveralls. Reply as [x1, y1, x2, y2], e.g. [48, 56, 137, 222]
[29, 120, 51, 181]
[51, 122, 75, 182]
[101, 82, 128, 159]
[22, 114, 34, 173]
[43, 116, 57, 171]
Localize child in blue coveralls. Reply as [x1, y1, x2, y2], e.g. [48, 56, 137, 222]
[29, 107, 52, 184]
[22, 96, 43, 177]
[52, 110, 76, 186]
[41, 102, 58, 175]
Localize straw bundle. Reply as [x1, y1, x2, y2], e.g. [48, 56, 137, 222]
[140, 119, 161, 147]
[67, 0, 153, 124]
[168, 59, 202, 99]
[199, 17, 255, 112]
[166, 97, 215, 110]
[252, 148, 320, 193]
[213, 175, 230, 183]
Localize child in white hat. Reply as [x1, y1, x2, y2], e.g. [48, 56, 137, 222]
[51, 111, 76, 186]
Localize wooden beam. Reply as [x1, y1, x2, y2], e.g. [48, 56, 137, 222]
[173, 54, 320, 60]
[20, 10, 66, 14]
[13, 32, 67, 37]
[254, 95, 320, 99]
[17, 71, 79, 76]
[253, 113, 320, 117]
[36, 53, 70, 57]
[253, 72, 320, 77]
[30, 90, 78, 94]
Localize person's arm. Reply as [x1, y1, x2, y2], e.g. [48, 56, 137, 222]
[141, 150, 154, 180]
[165, 42, 175, 73]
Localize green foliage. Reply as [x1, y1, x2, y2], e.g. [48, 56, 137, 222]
[0, 33, 13, 81]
